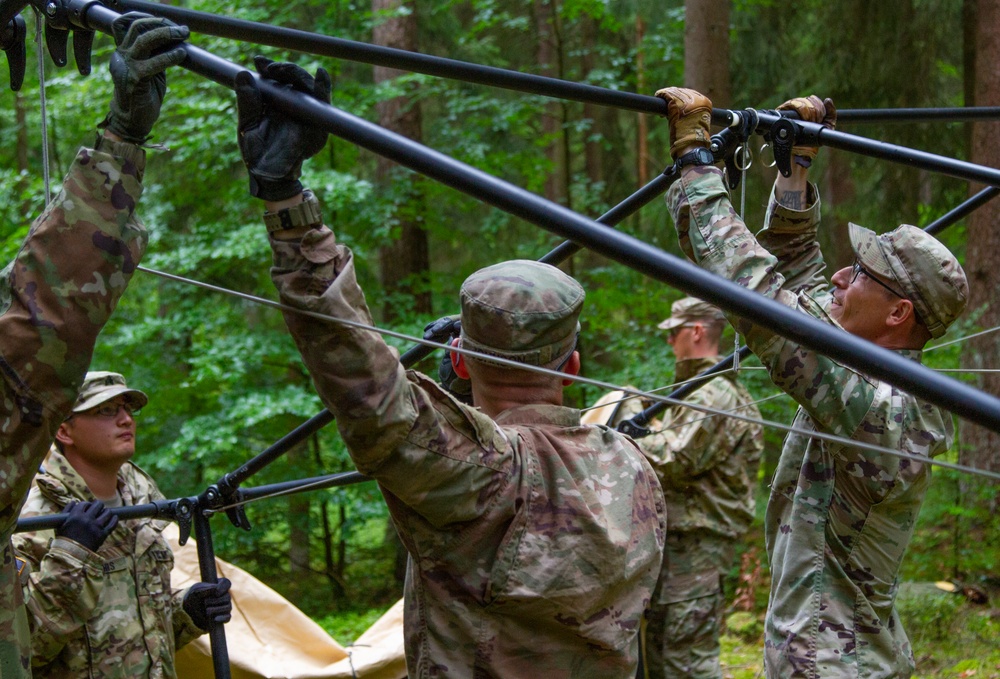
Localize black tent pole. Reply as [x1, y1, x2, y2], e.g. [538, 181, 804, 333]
[215, 167, 679, 491]
[832, 107, 1000, 124]
[99, 0, 1000, 126]
[925, 186, 1000, 237]
[192, 505, 231, 679]
[66, 0, 1000, 434]
[621, 180, 992, 434]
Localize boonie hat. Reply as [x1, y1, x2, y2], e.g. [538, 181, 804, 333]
[72, 371, 149, 413]
[657, 297, 726, 331]
[459, 260, 584, 368]
[848, 223, 968, 339]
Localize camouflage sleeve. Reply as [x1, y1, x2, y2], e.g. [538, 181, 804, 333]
[758, 182, 831, 302]
[129, 468, 205, 648]
[0, 142, 148, 668]
[634, 385, 737, 486]
[171, 586, 205, 649]
[21, 538, 106, 664]
[665, 167, 876, 438]
[12, 491, 104, 665]
[269, 228, 512, 528]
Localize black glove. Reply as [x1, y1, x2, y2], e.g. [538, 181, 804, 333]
[57, 501, 118, 552]
[235, 56, 332, 201]
[101, 12, 189, 144]
[423, 315, 473, 405]
[183, 578, 233, 631]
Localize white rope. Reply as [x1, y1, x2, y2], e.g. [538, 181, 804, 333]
[136, 264, 1000, 483]
[925, 323, 1000, 353]
[33, 8, 52, 203]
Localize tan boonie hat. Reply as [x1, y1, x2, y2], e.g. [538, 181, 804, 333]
[72, 371, 149, 413]
[459, 260, 584, 368]
[848, 223, 968, 339]
[657, 296, 726, 331]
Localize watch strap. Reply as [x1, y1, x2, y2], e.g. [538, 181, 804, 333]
[263, 190, 323, 233]
[675, 147, 715, 168]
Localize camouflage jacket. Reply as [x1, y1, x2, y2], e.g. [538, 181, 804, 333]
[666, 167, 950, 678]
[13, 448, 202, 678]
[610, 356, 762, 538]
[607, 357, 763, 603]
[269, 227, 666, 679]
[0, 142, 148, 677]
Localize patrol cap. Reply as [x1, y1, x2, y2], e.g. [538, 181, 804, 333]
[657, 296, 726, 331]
[848, 223, 968, 338]
[72, 371, 148, 413]
[459, 260, 584, 368]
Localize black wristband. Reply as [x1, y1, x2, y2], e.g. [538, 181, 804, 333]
[249, 175, 304, 202]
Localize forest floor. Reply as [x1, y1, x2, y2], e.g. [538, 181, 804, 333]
[304, 511, 1000, 678]
[718, 582, 1000, 678]
[316, 574, 1000, 679]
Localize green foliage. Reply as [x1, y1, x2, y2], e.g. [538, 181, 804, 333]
[1, 0, 996, 636]
[725, 611, 763, 641]
[315, 606, 389, 645]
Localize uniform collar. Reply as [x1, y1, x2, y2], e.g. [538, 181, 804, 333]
[493, 404, 581, 427]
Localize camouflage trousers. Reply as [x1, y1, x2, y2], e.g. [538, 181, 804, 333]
[643, 590, 724, 679]
[641, 531, 733, 679]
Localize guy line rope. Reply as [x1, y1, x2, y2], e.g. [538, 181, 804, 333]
[137, 264, 1000, 484]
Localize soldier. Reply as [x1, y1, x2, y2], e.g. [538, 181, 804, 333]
[13, 372, 232, 678]
[592, 297, 763, 679]
[655, 88, 968, 678]
[0, 13, 189, 675]
[233, 58, 666, 678]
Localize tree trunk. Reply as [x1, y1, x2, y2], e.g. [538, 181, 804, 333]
[636, 15, 649, 190]
[582, 16, 602, 190]
[684, 0, 731, 107]
[960, 0, 1000, 508]
[373, 0, 431, 320]
[535, 0, 567, 204]
[288, 444, 311, 578]
[820, 151, 855, 271]
[373, 4, 424, 583]
[15, 91, 29, 214]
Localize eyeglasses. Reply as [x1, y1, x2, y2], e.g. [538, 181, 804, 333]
[667, 324, 692, 339]
[850, 260, 907, 299]
[850, 259, 924, 325]
[84, 402, 140, 419]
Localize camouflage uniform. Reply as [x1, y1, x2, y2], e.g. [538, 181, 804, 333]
[665, 167, 956, 678]
[0, 140, 147, 677]
[13, 447, 202, 678]
[607, 355, 763, 679]
[268, 231, 666, 678]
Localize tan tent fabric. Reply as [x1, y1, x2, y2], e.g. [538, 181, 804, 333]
[581, 389, 633, 426]
[166, 524, 406, 679]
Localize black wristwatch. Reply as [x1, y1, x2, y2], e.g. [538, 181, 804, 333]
[263, 190, 323, 233]
[675, 147, 716, 169]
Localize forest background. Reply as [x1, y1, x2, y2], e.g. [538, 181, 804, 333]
[1, 0, 999, 675]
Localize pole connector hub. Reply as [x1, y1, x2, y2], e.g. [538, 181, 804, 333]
[0, 13, 25, 90]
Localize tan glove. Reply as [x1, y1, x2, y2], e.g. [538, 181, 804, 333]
[777, 95, 837, 162]
[655, 87, 713, 160]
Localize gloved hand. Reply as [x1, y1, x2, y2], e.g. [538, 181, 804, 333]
[57, 501, 118, 552]
[654, 87, 713, 160]
[423, 315, 473, 405]
[777, 95, 837, 164]
[183, 578, 233, 631]
[101, 12, 189, 144]
[236, 57, 332, 201]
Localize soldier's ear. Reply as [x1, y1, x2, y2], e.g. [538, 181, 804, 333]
[55, 422, 75, 448]
[561, 351, 581, 386]
[451, 338, 470, 379]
